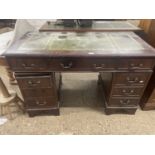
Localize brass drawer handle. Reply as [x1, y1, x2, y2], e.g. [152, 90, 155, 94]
[28, 80, 41, 86]
[130, 63, 144, 69]
[93, 64, 105, 69]
[126, 77, 139, 83]
[36, 101, 47, 105]
[22, 63, 35, 69]
[122, 89, 134, 95]
[126, 77, 144, 84]
[60, 62, 73, 69]
[120, 99, 130, 105]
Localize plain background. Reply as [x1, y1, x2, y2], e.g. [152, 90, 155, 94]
[0, 0, 155, 154]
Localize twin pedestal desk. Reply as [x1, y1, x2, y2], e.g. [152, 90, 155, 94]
[3, 25, 155, 117]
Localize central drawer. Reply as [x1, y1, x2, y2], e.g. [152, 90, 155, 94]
[49, 58, 117, 71]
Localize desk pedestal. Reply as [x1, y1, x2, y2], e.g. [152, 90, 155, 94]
[15, 72, 61, 117]
[98, 72, 152, 115]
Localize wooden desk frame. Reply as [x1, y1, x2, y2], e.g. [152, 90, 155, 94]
[3, 22, 155, 117]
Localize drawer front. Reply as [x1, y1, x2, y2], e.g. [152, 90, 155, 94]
[7, 58, 50, 71]
[16, 75, 53, 89]
[49, 58, 117, 71]
[113, 72, 152, 86]
[25, 97, 58, 108]
[111, 87, 143, 97]
[7, 57, 155, 72]
[108, 98, 139, 107]
[22, 88, 55, 98]
[8, 57, 118, 71]
[118, 59, 154, 70]
[90, 59, 117, 71]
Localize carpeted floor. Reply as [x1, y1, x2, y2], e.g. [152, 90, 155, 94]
[1, 66, 155, 135]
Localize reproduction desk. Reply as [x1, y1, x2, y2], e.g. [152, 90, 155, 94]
[3, 31, 155, 117]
